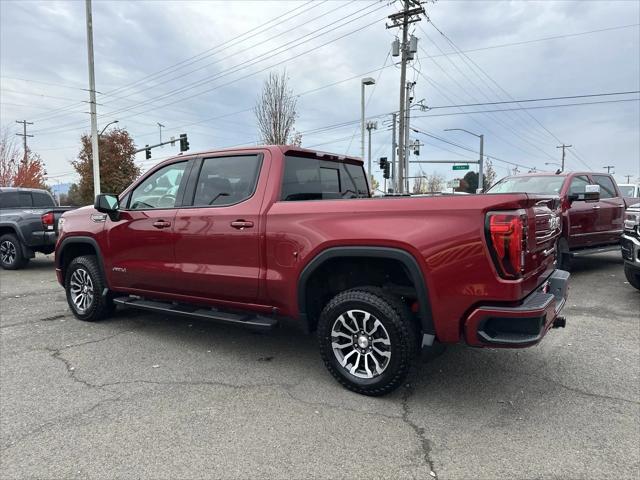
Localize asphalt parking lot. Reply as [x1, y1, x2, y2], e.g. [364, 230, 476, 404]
[1, 252, 638, 479]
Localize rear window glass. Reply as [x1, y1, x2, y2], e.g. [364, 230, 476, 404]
[0, 191, 33, 208]
[281, 156, 369, 201]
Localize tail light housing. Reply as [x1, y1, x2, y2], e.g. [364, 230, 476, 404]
[41, 212, 55, 230]
[486, 210, 528, 279]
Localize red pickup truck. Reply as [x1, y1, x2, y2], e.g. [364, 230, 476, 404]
[488, 171, 629, 269]
[55, 146, 569, 395]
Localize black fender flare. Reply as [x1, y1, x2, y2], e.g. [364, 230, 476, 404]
[56, 236, 109, 289]
[297, 246, 435, 340]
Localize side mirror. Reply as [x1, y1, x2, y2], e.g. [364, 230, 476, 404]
[568, 184, 600, 204]
[94, 194, 120, 220]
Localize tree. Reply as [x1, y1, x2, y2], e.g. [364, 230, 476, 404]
[412, 172, 445, 194]
[460, 171, 478, 193]
[483, 160, 497, 190]
[72, 128, 140, 205]
[255, 70, 300, 145]
[0, 128, 47, 188]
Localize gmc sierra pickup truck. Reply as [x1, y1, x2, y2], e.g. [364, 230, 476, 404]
[55, 146, 569, 395]
[0, 187, 74, 269]
[487, 171, 629, 270]
[621, 202, 640, 290]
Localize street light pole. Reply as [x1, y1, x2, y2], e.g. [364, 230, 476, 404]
[445, 128, 484, 192]
[361, 77, 375, 169]
[85, 0, 100, 197]
[366, 121, 377, 188]
[98, 120, 119, 137]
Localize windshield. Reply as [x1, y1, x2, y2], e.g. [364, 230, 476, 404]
[619, 185, 638, 197]
[488, 175, 566, 195]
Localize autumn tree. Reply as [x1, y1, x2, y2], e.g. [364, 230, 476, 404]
[0, 128, 47, 188]
[72, 128, 140, 205]
[412, 172, 445, 194]
[255, 70, 301, 145]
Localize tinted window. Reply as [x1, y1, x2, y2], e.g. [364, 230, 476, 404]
[568, 175, 590, 196]
[281, 156, 369, 201]
[593, 175, 617, 199]
[487, 175, 565, 195]
[0, 191, 32, 208]
[619, 185, 638, 197]
[192, 155, 261, 206]
[32, 191, 55, 207]
[129, 162, 187, 210]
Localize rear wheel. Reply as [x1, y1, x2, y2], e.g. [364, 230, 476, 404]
[317, 287, 417, 396]
[624, 264, 640, 290]
[0, 234, 29, 270]
[65, 255, 114, 321]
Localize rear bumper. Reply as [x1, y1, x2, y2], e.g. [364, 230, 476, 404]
[464, 269, 570, 348]
[29, 230, 57, 247]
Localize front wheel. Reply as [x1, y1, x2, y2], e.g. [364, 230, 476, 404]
[624, 264, 640, 290]
[65, 255, 114, 321]
[317, 287, 417, 396]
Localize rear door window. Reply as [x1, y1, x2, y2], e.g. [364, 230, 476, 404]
[593, 175, 617, 199]
[281, 156, 369, 201]
[191, 155, 262, 207]
[0, 191, 33, 208]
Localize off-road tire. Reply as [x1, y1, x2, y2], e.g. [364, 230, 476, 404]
[317, 287, 418, 396]
[556, 238, 571, 271]
[624, 264, 640, 290]
[0, 233, 29, 270]
[65, 255, 114, 321]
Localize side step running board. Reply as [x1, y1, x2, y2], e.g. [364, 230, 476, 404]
[113, 297, 278, 331]
[570, 244, 621, 257]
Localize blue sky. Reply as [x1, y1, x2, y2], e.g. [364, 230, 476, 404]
[1, 0, 639, 188]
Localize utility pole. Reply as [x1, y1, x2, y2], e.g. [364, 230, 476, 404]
[366, 121, 377, 187]
[404, 82, 414, 194]
[361, 77, 375, 164]
[556, 144, 572, 172]
[85, 0, 100, 197]
[603, 165, 615, 174]
[387, 0, 424, 194]
[391, 113, 397, 192]
[624, 174, 633, 183]
[15, 120, 33, 163]
[478, 135, 484, 192]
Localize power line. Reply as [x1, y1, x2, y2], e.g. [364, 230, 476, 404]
[33, 5, 389, 136]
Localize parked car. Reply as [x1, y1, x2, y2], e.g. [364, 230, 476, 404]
[487, 171, 630, 270]
[55, 146, 568, 396]
[618, 183, 639, 199]
[0, 187, 75, 269]
[621, 202, 640, 290]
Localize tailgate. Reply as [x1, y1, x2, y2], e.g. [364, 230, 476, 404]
[525, 196, 562, 278]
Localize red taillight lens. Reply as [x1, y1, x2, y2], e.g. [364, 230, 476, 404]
[486, 211, 527, 279]
[41, 212, 55, 227]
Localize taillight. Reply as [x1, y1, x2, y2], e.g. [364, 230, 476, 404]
[41, 212, 55, 230]
[486, 210, 527, 279]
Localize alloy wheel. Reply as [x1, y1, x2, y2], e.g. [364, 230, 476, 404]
[69, 267, 95, 314]
[330, 309, 392, 379]
[0, 240, 16, 265]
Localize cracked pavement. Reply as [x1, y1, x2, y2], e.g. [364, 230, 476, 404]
[1, 253, 638, 479]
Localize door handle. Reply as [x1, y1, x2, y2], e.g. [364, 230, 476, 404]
[230, 220, 254, 230]
[592, 205, 601, 210]
[152, 220, 171, 229]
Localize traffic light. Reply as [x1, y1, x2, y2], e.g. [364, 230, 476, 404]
[379, 156, 388, 170]
[383, 162, 390, 179]
[145, 145, 151, 160]
[179, 133, 189, 152]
